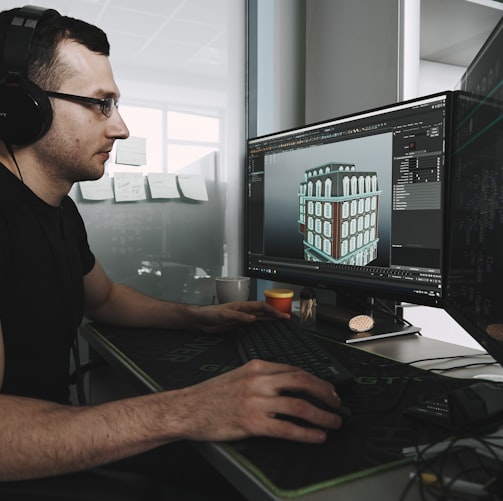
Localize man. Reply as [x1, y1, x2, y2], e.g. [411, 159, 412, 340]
[0, 6, 344, 499]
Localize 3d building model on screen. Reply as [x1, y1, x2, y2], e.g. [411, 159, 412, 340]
[298, 163, 381, 266]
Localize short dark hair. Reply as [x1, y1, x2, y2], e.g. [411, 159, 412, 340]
[0, 7, 110, 90]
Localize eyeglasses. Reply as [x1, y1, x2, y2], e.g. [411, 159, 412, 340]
[45, 91, 119, 117]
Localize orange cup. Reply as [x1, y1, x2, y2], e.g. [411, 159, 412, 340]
[264, 289, 294, 314]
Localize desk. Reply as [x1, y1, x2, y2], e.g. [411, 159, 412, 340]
[80, 323, 503, 500]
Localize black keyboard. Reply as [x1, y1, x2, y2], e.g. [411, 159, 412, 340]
[236, 319, 354, 388]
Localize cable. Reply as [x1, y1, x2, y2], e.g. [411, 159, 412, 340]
[5, 142, 23, 182]
[407, 353, 491, 365]
[424, 361, 500, 373]
[401, 432, 503, 500]
[373, 297, 414, 327]
[372, 353, 498, 375]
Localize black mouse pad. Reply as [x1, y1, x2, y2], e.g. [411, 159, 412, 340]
[87, 323, 479, 498]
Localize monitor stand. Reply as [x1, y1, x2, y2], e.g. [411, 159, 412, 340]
[312, 301, 421, 344]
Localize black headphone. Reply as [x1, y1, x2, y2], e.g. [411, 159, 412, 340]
[0, 5, 60, 145]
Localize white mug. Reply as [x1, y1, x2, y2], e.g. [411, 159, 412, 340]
[215, 276, 250, 303]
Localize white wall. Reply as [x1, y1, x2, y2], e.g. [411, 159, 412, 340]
[305, 0, 401, 122]
[418, 60, 466, 95]
[250, 0, 306, 137]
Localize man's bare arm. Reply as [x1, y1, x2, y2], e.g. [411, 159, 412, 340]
[83, 261, 288, 332]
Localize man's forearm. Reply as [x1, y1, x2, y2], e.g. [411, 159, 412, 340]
[85, 282, 197, 330]
[0, 392, 182, 481]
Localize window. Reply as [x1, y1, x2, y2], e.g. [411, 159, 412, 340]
[107, 106, 220, 175]
[167, 111, 219, 173]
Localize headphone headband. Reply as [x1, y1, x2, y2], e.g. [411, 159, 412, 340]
[2, 6, 60, 76]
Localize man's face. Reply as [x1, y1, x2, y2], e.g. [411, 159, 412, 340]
[33, 39, 129, 183]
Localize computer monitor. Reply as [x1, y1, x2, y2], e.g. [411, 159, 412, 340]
[246, 92, 453, 307]
[443, 16, 503, 366]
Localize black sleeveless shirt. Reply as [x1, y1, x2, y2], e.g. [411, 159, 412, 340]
[0, 165, 95, 403]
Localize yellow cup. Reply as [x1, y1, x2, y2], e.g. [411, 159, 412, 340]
[264, 289, 294, 314]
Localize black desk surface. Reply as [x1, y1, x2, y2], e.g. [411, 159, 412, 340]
[80, 322, 479, 499]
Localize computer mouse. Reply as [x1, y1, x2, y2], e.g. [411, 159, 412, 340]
[278, 391, 351, 429]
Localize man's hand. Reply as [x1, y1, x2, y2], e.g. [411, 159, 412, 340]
[191, 301, 290, 333]
[169, 360, 344, 443]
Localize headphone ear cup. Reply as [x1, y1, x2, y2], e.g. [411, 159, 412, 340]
[0, 77, 53, 145]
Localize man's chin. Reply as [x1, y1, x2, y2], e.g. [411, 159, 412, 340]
[74, 170, 105, 183]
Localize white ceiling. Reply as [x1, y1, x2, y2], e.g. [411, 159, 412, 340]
[2, 0, 503, 80]
[1, 0, 230, 82]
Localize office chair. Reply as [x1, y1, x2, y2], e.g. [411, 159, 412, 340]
[70, 336, 104, 405]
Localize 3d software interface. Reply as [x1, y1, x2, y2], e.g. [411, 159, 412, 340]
[246, 94, 450, 300]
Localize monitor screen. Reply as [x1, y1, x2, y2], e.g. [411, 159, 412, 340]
[443, 16, 503, 365]
[246, 92, 452, 306]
